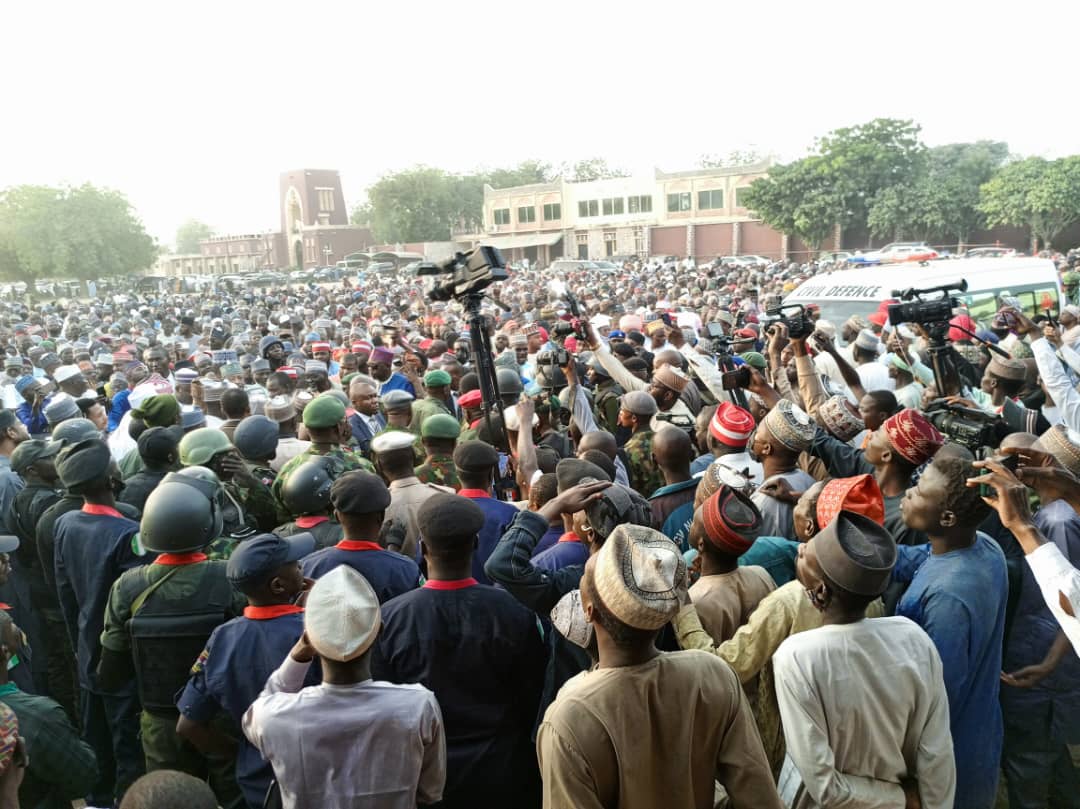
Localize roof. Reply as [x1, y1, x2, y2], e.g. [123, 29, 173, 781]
[481, 232, 565, 250]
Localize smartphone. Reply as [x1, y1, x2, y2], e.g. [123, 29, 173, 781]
[979, 453, 1021, 498]
[721, 366, 751, 390]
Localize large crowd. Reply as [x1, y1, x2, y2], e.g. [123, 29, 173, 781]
[0, 252, 1076, 809]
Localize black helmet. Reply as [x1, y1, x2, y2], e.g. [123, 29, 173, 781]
[138, 470, 224, 553]
[50, 418, 101, 447]
[534, 364, 567, 391]
[496, 368, 523, 396]
[233, 415, 279, 462]
[280, 458, 333, 517]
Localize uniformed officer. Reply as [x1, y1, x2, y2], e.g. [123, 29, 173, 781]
[232, 415, 280, 489]
[274, 457, 344, 548]
[98, 469, 244, 806]
[53, 438, 150, 807]
[301, 471, 421, 603]
[588, 358, 624, 434]
[176, 532, 318, 809]
[620, 390, 664, 497]
[272, 395, 376, 510]
[414, 412, 463, 492]
[117, 426, 182, 514]
[376, 389, 425, 463]
[179, 428, 278, 541]
[408, 368, 454, 433]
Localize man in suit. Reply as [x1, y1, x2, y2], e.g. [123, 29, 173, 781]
[349, 379, 385, 455]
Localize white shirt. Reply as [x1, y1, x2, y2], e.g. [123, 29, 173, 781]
[1026, 542, 1080, 659]
[774, 617, 956, 809]
[243, 656, 446, 809]
[856, 361, 895, 393]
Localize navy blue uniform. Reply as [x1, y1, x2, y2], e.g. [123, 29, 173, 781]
[178, 605, 319, 809]
[428, 491, 518, 585]
[54, 504, 150, 805]
[373, 579, 547, 809]
[301, 540, 420, 603]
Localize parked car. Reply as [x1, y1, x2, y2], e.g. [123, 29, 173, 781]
[964, 247, 1018, 259]
[846, 242, 939, 265]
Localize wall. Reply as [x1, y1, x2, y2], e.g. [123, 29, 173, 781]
[650, 225, 687, 257]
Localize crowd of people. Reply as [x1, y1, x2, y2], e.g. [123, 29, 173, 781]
[0, 252, 1075, 809]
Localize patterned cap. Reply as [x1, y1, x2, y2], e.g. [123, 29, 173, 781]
[763, 399, 816, 452]
[709, 402, 754, 448]
[593, 524, 686, 631]
[1035, 423, 1080, 476]
[653, 365, 689, 393]
[882, 410, 943, 466]
[701, 486, 762, 556]
[0, 702, 18, 776]
[816, 474, 885, 529]
[818, 395, 865, 442]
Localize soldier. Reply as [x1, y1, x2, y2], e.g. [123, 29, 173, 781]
[179, 428, 278, 542]
[409, 368, 454, 433]
[620, 390, 664, 497]
[232, 415, 280, 489]
[97, 470, 244, 806]
[117, 426, 182, 514]
[457, 389, 484, 442]
[588, 358, 623, 434]
[271, 395, 376, 512]
[376, 390, 424, 464]
[414, 413, 462, 492]
[274, 458, 344, 548]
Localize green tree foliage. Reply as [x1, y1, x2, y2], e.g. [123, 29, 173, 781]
[561, 158, 629, 182]
[698, 150, 765, 169]
[740, 157, 840, 251]
[0, 183, 157, 283]
[979, 156, 1080, 251]
[350, 201, 372, 226]
[174, 218, 213, 253]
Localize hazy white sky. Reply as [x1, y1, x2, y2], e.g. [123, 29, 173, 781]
[3, 0, 1077, 246]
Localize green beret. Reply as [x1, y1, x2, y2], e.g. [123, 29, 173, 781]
[422, 413, 461, 440]
[302, 395, 346, 429]
[424, 369, 452, 387]
[739, 351, 767, 370]
[131, 394, 180, 428]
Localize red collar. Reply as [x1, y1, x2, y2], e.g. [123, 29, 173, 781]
[423, 578, 478, 590]
[82, 503, 123, 518]
[295, 515, 329, 528]
[557, 532, 582, 544]
[244, 604, 305, 620]
[458, 488, 491, 499]
[155, 552, 208, 566]
[336, 539, 382, 552]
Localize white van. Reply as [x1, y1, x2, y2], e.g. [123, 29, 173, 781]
[782, 257, 1061, 332]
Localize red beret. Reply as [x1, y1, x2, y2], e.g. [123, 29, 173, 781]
[457, 389, 483, 409]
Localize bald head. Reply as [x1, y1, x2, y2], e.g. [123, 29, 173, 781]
[999, 432, 1038, 453]
[653, 425, 693, 473]
[577, 430, 617, 459]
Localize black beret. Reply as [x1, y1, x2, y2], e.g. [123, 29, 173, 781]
[418, 494, 485, 546]
[453, 440, 500, 473]
[137, 426, 182, 465]
[57, 438, 114, 491]
[330, 470, 391, 515]
[556, 457, 610, 493]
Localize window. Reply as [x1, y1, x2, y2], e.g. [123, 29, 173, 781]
[317, 189, 335, 212]
[698, 189, 724, 210]
[602, 197, 625, 216]
[518, 206, 536, 223]
[634, 227, 645, 256]
[603, 230, 617, 257]
[576, 232, 588, 259]
[735, 187, 750, 208]
[628, 195, 652, 214]
[493, 208, 511, 225]
[578, 200, 599, 218]
[667, 192, 691, 213]
[543, 203, 561, 221]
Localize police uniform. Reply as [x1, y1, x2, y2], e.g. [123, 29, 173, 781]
[177, 534, 320, 809]
[100, 554, 244, 802]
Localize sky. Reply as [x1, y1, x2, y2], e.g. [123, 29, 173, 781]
[3, 0, 1078, 247]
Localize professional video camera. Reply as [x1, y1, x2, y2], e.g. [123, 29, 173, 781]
[704, 323, 749, 408]
[887, 280, 967, 328]
[923, 400, 1008, 453]
[417, 246, 509, 302]
[765, 303, 815, 339]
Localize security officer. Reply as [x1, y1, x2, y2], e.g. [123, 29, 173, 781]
[179, 428, 278, 541]
[300, 471, 421, 602]
[117, 426, 182, 514]
[414, 413, 462, 491]
[376, 390, 425, 463]
[232, 415, 280, 489]
[620, 390, 664, 498]
[497, 367, 524, 409]
[271, 395, 375, 510]
[98, 469, 244, 806]
[409, 368, 454, 432]
[53, 438, 150, 807]
[589, 358, 624, 434]
[176, 532, 318, 809]
[274, 457, 344, 548]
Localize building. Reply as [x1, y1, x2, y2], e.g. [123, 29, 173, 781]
[459, 161, 841, 266]
[158, 169, 375, 277]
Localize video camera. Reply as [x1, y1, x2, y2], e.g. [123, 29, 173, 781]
[765, 303, 814, 339]
[887, 279, 967, 327]
[417, 247, 509, 302]
[923, 399, 1008, 453]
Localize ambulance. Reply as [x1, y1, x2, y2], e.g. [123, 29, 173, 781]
[781, 257, 1061, 333]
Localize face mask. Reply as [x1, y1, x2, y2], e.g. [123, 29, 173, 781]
[550, 589, 593, 650]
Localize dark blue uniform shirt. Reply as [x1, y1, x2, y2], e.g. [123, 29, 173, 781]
[301, 541, 420, 603]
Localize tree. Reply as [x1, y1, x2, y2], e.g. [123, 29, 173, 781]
[174, 219, 213, 253]
[561, 158, 629, 182]
[979, 156, 1080, 251]
[349, 201, 372, 226]
[0, 183, 157, 283]
[740, 156, 841, 252]
[698, 149, 764, 169]
[484, 160, 554, 189]
[365, 166, 468, 243]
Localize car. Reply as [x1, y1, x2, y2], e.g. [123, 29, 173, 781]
[846, 242, 939, 266]
[964, 247, 1018, 259]
[818, 251, 854, 264]
[737, 254, 773, 266]
[715, 256, 766, 268]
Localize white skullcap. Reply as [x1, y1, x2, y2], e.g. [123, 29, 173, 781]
[304, 566, 381, 662]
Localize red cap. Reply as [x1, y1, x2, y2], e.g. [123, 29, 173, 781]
[458, 389, 483, 408]
[709, 402, 755, 447]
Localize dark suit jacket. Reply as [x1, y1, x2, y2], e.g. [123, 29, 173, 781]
[349, 412, 386, 454]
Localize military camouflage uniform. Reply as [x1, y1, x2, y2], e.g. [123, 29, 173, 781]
[415, 452, 462, 491]
[246, 462, 277, 489]
[409, 397, 453, 433]
[376, 425, 425, 465]
[271, 445, 376, 511]
[275, 518, 344, 549]
[593, 380, 624, 434]
[623, 429, 663, 498]
[226, 477, 279, 533]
